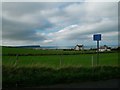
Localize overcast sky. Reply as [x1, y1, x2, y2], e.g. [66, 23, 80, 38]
[2, 1, 118, 46]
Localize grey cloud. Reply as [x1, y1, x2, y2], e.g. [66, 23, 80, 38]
[2, 2, 118, 46]
[2, 2, 72, 16]
[2, 18, 47, 41]
[4, 31, 46, 41]
[50, 18, 117, 41]
[3, 2, 57, 16]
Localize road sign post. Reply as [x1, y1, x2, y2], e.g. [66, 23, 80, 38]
[93, 34, 101, 66]
[97, 40, 99, 65]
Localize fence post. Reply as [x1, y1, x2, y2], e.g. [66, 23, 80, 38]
[92, 55, 94, 67]
[14, 54, 18, 66]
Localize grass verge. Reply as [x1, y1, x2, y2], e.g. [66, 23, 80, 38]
[2, 65, 120, 88]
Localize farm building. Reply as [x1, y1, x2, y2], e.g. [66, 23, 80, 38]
[74, 44, 84, 50]
[99, 45, 111, 52]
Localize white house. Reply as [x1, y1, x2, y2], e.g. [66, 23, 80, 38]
[74, 44, 84, 50]
[99, 45, 111, 52]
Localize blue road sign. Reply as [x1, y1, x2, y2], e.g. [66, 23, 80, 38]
[93, 34, 101, 41]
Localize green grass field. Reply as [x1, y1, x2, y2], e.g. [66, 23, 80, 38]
[3, 52, 118, 68]
[2, 46, 84, 55]
[2, 47, 119, 87]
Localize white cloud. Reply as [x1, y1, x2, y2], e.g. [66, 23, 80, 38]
[85, 0, 119, 2]
[2, 0, 119, 2]
[43, 40, 53, 43]
[2, 2, 118, 46]
[48, 18, 117, 41]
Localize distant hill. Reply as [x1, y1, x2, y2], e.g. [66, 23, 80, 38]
[5, 45, 41, 48]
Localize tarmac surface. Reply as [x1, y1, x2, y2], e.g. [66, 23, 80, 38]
[2, 79, 120, 90]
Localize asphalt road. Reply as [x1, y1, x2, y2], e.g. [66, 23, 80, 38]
[2, 79, 120, 90]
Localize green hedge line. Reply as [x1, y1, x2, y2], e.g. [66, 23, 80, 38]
[3, 65, 120, 88]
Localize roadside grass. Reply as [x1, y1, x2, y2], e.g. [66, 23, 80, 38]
[3, 65, 120, 87]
